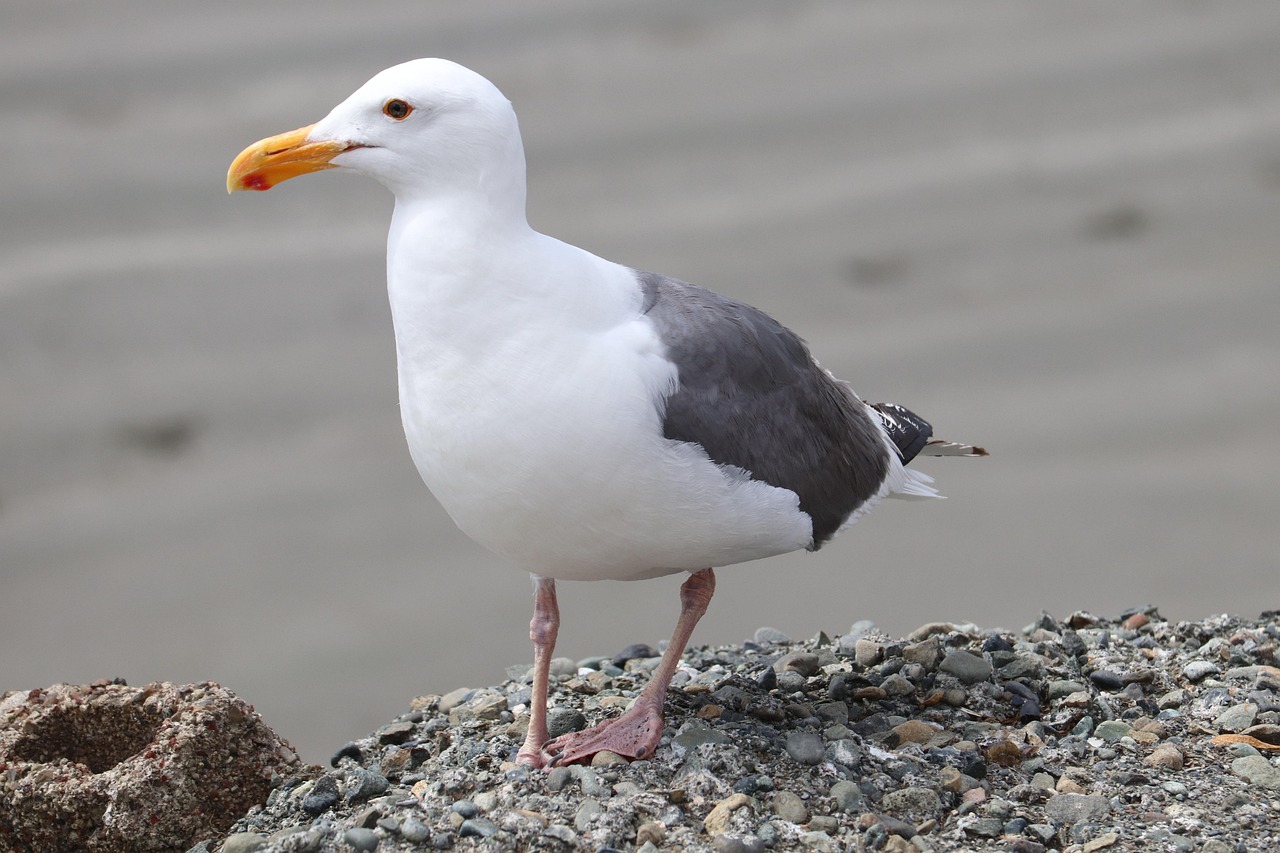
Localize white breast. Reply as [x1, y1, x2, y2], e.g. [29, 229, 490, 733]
[386, 217, 813, 581]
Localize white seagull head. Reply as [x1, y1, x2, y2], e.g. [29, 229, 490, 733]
[229, 58, 527, 213]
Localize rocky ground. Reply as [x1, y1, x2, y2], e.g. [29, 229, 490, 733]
[202, 609, 1280, 853]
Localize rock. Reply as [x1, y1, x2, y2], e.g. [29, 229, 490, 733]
[400, 817, 431, 843]
[880, 786, 941, 817]
[574, 798, 602, 832]
[1093, 720, 1132, 742]
[784, 731, 826, 765]
[1214, 702, 1259, 733]
[1181, 661, 1220, 682]
[940, 650, 993, 684]
[221, 833, 269, 853]
[704, 793, 753, 835]
[889, 719, 939, 745]
[546, 707, 587, 739]
[0, 681, 300, 853]
[1230, 754, 1280, 790]
[754, 627, 792, 645]
[344, 767, 388, 803]
[301, 775, 341, 816]
[773, 651, 820, 677]
[458, 818, 498, 838]
[1144, 744, 1184, 771]
[1083, 830, 1120, 851]
[853, 638, 884, 667]
[342, 827, 379, 851]
[1044, 793, 1110, 825]
[771, 790, 809, 823]
[1089, 669, 1125, 691]
[902, 637, 944, 669]
[828, 780, 864, 812]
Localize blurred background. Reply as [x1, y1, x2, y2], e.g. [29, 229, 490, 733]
[2, 1, 1278, 765]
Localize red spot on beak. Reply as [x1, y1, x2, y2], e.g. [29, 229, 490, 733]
[241, 172, 273, 192]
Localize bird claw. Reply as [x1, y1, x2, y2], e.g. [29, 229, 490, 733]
[541, 700, 664, 766]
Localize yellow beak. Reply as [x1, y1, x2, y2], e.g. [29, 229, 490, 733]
[226, 123, 349, 193]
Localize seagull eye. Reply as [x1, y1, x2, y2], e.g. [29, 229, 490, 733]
[383, 99, 413, 120]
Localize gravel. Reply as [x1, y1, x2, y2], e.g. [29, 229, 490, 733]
[203, 609, 1280, 852]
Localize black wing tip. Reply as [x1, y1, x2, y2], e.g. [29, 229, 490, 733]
[870, 402, 933, 464]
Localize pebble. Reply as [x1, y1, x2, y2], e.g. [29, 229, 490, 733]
[1182, 660, 1220, 682]
[704, 793, 752, 835]
[1230, 754, 1280, 790]
[1045, 793, 1110, 825]
[399, 817, 431, 842]
[784, 731, 826, 765]
[1214, 702, 1259, 732]
[771, 790, 809, 823]
[220, 833, 268, 853]
[754, 626, 792, 645]
[341, 828, 378, 851]
[939, 649, 993, 684]
[881, 786, 941, 817]
[300, 775, 340, 816]
[829, 779, 865, 812]
[343, 767, 388, 803]
[546, 707, 587, 739]
[458, 817, 498, 838]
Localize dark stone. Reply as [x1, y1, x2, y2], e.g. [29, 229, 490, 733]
[612, 643, 658, 668]
[301, 775, 340, 817]
[1090, 670, 1125, 691]
[331, 742, 364, 767]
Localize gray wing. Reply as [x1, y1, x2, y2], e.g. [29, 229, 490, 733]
[638, 271, 890, 547]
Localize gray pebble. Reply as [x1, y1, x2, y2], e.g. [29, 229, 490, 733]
[784, 731, 825, 765]
[1044, 793, 1110, 825]
[574, 798, 603, 831]
[940, 649, 993, 684]
[828, 779, 864, 812]
[400, 817, 431, 843]
[754, 626, 792, 645]
[880, 786, 941, 817]
[964, 817, 1004, 838]
[458, 818, 498, 838]
[771, 790, 809, 823]
[1093, 720, 1131, 742]
[450, 799, 478, 818]
[546, 707, 588, 739]
[1231, 754, 1280, 790]
[543, 825, 576, 844]
[1181, 660, 1220, 681]
[776, 670, 807, 692]
[301, 775, 340, 817]
[1214, 702, 1259, 733]
[545, 765, 575, 792]
[342, 828, 379, 851]
[220, 834, 268, 853]
[343, 767, 388, 803]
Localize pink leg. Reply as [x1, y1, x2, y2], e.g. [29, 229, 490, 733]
[516, 575, 559, 767]
[545, 568, 716, 766]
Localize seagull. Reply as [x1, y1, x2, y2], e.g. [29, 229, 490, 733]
[227, 58, 986, 768]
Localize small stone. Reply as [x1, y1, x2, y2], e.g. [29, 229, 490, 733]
[829, 780, 864, 812]
[964, 817, 1003, 838]
[754, 626, 792, 645]
[221, 834, 268, 853]
[902, 637, 944, 669]
[545, 766, 575, 792]
[546, 707, 587, 739]
[1055, 775, 1088, 795]
[591, 749, 629, 768]
[344, 767, 389, 803]
[880, 786, 941, 817]
[854, 639, 884, 667]
[771, 790, 809, 823]
[1214, 702, 1259, 733]
[377, 719, 416, 745]
[940, 650, 993, 684]
[636, 821, 666, 845]
[1093, 720, 1132, 742]
[1047, 680, 1088, 700]
[889, 719, 938, 745]
[704, 793, 753, 835]
[544, 825, 576, 844]
[774, 651, 820, 677]
[880, 674, 916, 697]
[1158, 688, 1187, 709]
[342, 828, 379, 851]
[785, 731, 826, 765]
[1144, 744, 1184, 770]
[1089, 669, 1125, 691]
[672, 721, 730, 756]
[451, 799, 479, 818]
[1181, 661, 1220, 682]
[459, 818, 498, 838]
[301, 775, 341, 817]
[1083, 831, 1120, 851]
[400, 818, 431, 843]
[1230, 754, 1280, 790]
[1044, 793, 1110, 825]
[574, 799, 602, 832]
